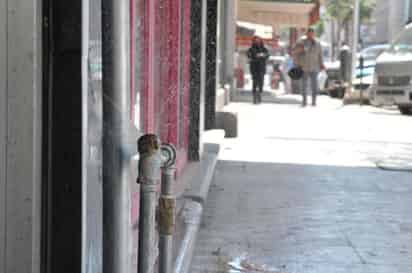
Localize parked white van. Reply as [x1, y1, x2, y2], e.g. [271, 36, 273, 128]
[370, 24, 412, 115]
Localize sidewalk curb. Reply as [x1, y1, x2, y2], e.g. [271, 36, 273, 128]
[186, 152, 219, 204]
[173, 130, 224, 273]
[375, 160, 412, 172]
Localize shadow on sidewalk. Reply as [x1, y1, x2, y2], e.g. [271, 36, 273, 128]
[232, 89, 302, 105]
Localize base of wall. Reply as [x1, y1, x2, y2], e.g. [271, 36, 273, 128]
[215, 111, 238, 138]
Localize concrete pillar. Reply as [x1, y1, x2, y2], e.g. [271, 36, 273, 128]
[205, 0, 218, 130]
[189, 0, 208, 161]
[219, 0, 237, 88]
[224, 0, 237, 92]
[0, 1, 43, 273]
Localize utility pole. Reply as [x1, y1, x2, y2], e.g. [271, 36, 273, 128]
[351, 0, 361, 90]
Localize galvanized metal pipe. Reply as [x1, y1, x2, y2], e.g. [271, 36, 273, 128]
[138, 135, 162, 273]
[159, 144, 177, 273]
[159, 168, 175, 273]
[139, 186, 159, 273]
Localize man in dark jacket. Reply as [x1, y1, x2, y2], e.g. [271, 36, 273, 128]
[247, 36, 269, 104]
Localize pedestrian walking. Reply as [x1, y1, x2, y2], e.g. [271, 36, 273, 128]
[295, 28, 325, 107]
[247, 36, 269, 104]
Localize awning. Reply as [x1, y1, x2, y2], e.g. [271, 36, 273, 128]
[237, 21, 274, 39]
[238, 0, 322, 28]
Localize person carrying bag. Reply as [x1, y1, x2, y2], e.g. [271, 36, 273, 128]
[247, 36, 269, 104]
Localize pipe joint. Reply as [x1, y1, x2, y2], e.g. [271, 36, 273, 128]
[138, 134, 162, 186]
[161, 143, 177, 169]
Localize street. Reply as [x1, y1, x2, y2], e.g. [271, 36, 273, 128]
[190, 94, 412, 273]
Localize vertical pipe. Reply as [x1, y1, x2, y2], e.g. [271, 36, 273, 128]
[137, 135, 162, 273]
[138, 186, 158, 273]
[159, 144, 177, 273]
[159, 168, 176, 273]
[102, 0, 131, 273]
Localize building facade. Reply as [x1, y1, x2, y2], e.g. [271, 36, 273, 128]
[0, 1, 214, 273]
[373, 0, 412, 44]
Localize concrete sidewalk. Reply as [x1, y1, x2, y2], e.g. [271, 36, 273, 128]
[189, 99, 412, 273]
[231, 86, 342, 107]
[172, 130, 224, 273]
[191, 160, 412, 273]
[232, 86, 296, 104]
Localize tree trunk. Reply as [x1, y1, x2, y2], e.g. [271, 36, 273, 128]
[331, 20, 336, 61]
[337, 19, 342, 50]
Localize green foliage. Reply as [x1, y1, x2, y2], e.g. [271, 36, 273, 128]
[326, 0, 376, 23]
[326, 0, 352, 20]
[359, 0, 376, 22]
[313, 17, 325, 36]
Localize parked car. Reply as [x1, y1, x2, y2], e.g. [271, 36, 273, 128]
[324, 54, 379, 99]
[353, 58, 376, 92]
[370, 24, 412, 115]
[358, 44, 390, 62]
[353, 75, 375, 96]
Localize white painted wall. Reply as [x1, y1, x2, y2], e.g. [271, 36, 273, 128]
[373, 0, 411, 44]
[389, 0, 406, 41]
